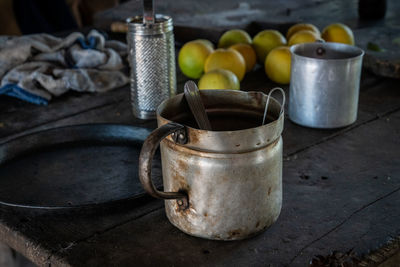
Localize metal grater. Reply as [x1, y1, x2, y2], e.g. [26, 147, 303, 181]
[126, 15, 177, 120]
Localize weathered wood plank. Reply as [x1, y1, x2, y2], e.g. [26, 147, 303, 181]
[0, 1, 399, 265]
[283, 73, 400, 157]
[3, 68, 399, 157]
[0, 199, 164, 267]
[1, 89, 397, 266]
[92, 0, 365, 30]
[0, 87, 128, 139]
[355, 26, 400, 79]
[47, 109, 400, 266]
[0, 90, 157, 144]
[0, 75, 397, 266]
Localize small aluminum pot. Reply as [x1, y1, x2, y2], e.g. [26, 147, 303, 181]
[139, 90, 284, 240]
[289, 42, 364, 128]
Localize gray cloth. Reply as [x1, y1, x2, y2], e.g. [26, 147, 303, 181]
[0, 30, 129, 102]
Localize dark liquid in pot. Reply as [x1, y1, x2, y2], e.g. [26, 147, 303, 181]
[170, 110, 274, 131]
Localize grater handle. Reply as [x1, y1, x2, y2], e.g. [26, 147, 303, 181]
[143, 0, 155, 25]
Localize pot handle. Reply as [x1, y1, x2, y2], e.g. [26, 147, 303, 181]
[139, 122, 189, 209]
[262, 87, 286, 125]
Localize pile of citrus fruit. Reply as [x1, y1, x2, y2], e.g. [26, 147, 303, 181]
[178, 22, 355, 89]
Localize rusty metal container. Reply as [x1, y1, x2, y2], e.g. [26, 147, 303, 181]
[139, 90, 284, 240]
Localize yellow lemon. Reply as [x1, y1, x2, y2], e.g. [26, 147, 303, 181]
[198, 69, 240, 90]
[288, 30, 320, 46]
[204, 48, 246, 81]
[265, 46, 291, 84]
[252, 30, 287, 63]
[286, 23, 320, 40]
[229, 43, 257, 72]
[194, 39, 215, 50]
[321, 23, 355, 45]
[178, 41, 214, 79]
[218, 29, 252, 48]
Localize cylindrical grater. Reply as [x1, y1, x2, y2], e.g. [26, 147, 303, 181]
[126, 15, 177, 120]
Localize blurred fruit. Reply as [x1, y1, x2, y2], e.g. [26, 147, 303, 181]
[194, 39, 215, 50]
[229, 43, 257, 72]
[218, 29, 252, 48]
[178, 41, 214, 79]
[204, 48, 246, 81]
[252, 30, 287, 63]
[288, 30, 320, 46]
[286, 23, 321, 40]
[321, 23, 355, 45]
[198, 69, 240, 90]
[265, 46, 291, 84]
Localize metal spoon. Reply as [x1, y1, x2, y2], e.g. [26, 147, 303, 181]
[184, 81, 212, 131]
[143, 0, 155, 25]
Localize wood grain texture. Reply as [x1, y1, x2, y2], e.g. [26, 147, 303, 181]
[0, 0, 399, 266]
[46, 109, 400, 267]
[0, 73, 398, 266]
[355, 26, 400, 79]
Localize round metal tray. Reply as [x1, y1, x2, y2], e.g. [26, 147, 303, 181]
[0, 124, 161, 209]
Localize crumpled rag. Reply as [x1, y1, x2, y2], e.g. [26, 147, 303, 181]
[0, 29, 129, 105]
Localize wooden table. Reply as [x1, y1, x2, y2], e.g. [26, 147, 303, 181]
[1, 0, 400, 266]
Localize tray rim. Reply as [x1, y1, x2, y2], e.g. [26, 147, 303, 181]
[0, 123, 156, 210]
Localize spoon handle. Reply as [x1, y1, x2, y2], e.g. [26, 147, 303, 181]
[184, 81, 212, 131]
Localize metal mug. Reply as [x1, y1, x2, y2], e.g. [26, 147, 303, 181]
[126, 15, 177, 120]
[289, 42, 364, 128]
[139, 90, 284, 240]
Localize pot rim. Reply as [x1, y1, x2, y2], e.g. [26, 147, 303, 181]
[156, 90, 284, 133]
[156, 90, 285, 153]
[290, 42, 364, 62]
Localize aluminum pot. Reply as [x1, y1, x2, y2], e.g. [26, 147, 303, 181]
[139, 90, 284, 240]
[289, 42, 364, 128]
